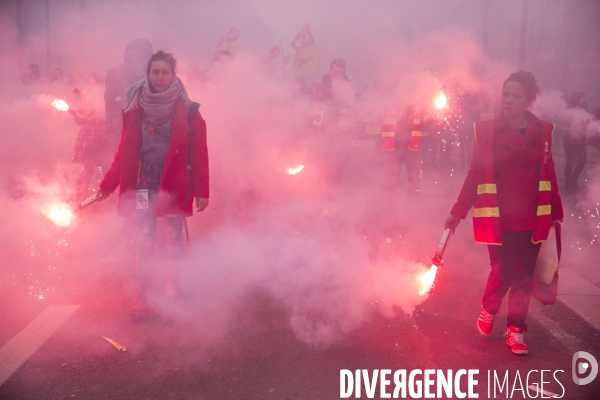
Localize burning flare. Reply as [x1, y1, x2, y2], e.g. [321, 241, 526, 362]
[42, 201, 75, 227]
[51, 99, 70, 112]
[286, 164, 304, 175]
[434, 92, 447, 110]
[417, 265, 438, 296]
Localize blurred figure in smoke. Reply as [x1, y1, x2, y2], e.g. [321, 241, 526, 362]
[312, 59, 353, 212]
[319, 58, 347, 101]
[98, 51, 210, 317]
[562, 92, 589, 193]
[21, 63, 41, 85]
[72, 73, 108, 201]
[590, 107, 600, 152]
[444, 70, 563, 355]
[216, 49, 234, 72]
[49, 68, 64, 84]
[389, 106, 423, 195]
[455, 86, 480, 170]
[104, 38, 154, 144]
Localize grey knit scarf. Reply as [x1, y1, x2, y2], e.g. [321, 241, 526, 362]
[124, 77, 190, 124]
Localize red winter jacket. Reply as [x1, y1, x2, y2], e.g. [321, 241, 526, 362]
[100, 98, 209, 216]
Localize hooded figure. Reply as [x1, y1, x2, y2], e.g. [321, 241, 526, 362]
[104, 38, 154, 139]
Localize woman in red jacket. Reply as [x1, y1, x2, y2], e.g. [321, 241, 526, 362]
[444, 70, 563, 355]
[99, 51, 209, 317]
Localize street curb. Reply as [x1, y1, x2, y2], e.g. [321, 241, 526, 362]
[556, 269, 600, 332]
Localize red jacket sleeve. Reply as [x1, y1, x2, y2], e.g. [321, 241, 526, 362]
[450, 140, 479, 219]
[99, 131, 125, 194]
[190, 111, 209, 198]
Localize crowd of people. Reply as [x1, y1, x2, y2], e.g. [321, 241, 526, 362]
[13, 37, 600, 355]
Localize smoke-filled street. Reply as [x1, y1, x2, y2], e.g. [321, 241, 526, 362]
[1, 0, 600, 399]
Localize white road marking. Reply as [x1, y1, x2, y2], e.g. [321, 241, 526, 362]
[0, 305, 79, 387]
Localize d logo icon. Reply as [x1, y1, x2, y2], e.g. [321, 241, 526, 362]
[572, 351, 598, 385]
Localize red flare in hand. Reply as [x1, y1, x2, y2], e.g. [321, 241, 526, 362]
[51, 99, 70, 112]
[286, 164, 304, 175]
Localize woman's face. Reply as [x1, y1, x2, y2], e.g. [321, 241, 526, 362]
[147, 60, 174, 93]
[501, 81, 532, 119]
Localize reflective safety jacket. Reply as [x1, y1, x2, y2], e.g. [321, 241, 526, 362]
[381, 107, 423, 152]
[450, 112, 563, 245]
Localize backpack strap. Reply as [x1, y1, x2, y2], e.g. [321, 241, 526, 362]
[185, 101, 200, 198]
[187, 101, 200, 134]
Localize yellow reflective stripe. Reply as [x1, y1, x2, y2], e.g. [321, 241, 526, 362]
[411, 130, 423, 137]
[313, 120, 322, 127]
[314, 109, 324, 116]
[341, 108, 351, 114]
[384, 119, 397, 125]
[537, 205, 551, 216]
[382, 131, 395, 137]
[539, 181, 551, 191]
[413, 119, 421, 124]
[473, 207, 500, 217]
[477, 184, 497, 194]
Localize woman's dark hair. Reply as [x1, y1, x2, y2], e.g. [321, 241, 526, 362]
[567, 92, 586, 109]
[503, 70, 540, 101]
[146, 50, 176, 75]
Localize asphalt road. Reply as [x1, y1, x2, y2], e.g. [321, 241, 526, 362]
[1, 148, 599, 400]
[1, 206, 599, 400]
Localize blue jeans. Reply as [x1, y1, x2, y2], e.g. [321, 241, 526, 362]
[135, 190, 185, 286]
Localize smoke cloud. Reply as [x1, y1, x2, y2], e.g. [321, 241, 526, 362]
[1, 0, 599, 361]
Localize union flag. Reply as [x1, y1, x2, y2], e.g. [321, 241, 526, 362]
[290, 23, 321, 77]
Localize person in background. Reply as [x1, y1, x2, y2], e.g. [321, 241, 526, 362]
[98, 51, 209, 318]
[319, 58, 347, 101]
[455, 87, 480, 170]
[312, 59, 352, 213]
[104, 38, 154, 146]
[50, 68, 64, 84]
[563, 92, 589, 193]
[589, 107, 600, 153]
[71, 73, 107, 201]
[216, 49, 234, 72]
[21, 64, 41, 85]
[390, 106, 423, 195]
[444, 70, 563, 355]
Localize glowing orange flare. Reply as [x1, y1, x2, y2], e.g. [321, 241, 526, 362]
[51, 99, 70, 112]
[286, 165, 304, 175]
[417, 265, 438, 295]
[43, 202, 75, 227]
[434, 92, 447, 110]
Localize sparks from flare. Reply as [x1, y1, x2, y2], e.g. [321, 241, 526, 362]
[286, 165, 304, 175]
[51, 99, 70, 112]
[417, 265, 438, 295]
[434, 92, 448, 110]
[42, 201, 75, 227]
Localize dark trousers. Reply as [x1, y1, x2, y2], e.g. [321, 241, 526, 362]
[135, 190, 185, 286]
[563, 138, 587, 190]
[483, 231, 541, 331]
[393, 147, 421, 194]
